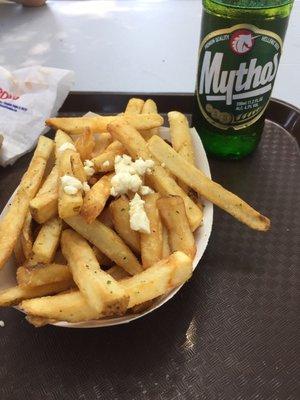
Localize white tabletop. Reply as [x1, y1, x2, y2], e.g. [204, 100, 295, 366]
[0, 0, 299, 107]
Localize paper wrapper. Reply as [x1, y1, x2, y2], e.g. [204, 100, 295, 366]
[0, 66, 74, 167]
[0, 126, 213, 328]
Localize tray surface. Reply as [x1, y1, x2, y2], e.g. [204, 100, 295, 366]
[0, 95, 299, 400]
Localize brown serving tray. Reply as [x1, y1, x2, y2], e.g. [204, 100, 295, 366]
[0, 94, 299, 400]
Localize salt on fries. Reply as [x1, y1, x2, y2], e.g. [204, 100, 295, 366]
[0, 98, 270, 326]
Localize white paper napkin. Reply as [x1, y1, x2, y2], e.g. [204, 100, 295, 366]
[0, 66, 74, 167]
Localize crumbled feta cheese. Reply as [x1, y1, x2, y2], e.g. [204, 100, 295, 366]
[61, 175, 82, 195]
[110, 154, 155, 197]
[139, 185, 154, 196]
[82, 182, 91, 192]
[84, 159, 95, 177]
[129, 193, 150, 234]
[58, 143, 76, 153]
[0, 320, 5, 327]
[102, 160, 110, 168]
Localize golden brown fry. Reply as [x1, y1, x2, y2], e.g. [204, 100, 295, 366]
[14, 236, 25, 266]
[64, 215, 143, 275]
[92, 246, 112, 268]
[107, 119, 202, 231]
[125, 98, 145, 114]
[29, 165, 58, 223]
[157, 196, 196, 259]
[25, 315, 54, 327]
[92, 140, 125, 172]
[81, 174, 112, 224]
[140, 193, 163, 268]
[61, 229, 129, 314]
[21, 290, 99, 322]
[0, 136, 54, 269]
[46, 114, 164, 134]
[162, 225, 170, 258]
[130, 300, 154, 313]
[140, 99, 160, 141]
[20, 211, 33, 260]
[54, 129, 74, 159]
[74, 127, 95, 160]
[0, 280, 72, 307]
[168, 111, 195, 192]
[109, 196, 140, 254]
[148, 135, 270, 231]
[17, 263, 72, 287]
[107, 265, 130, 281]
[120, 251, 192, 308]
[32, 217, 62, 263]
[55, 131, 83, 219]
[70, 152, 86, 182]
[92, 132, 113, 158]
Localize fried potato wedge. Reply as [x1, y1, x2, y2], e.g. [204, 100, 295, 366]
[121, 251, 192, 308]
[0, 136, 54, 269]
[29, 165, 58, 223]
[157, 196, 196, 259]
[46, 114, 164, 134]
[110, 196, 140, 254]
[81, 174, 112, 224]
[140, 99, 160, 141]
[107, 119, 202, 231]
[64, 215, 143, 275]
[92, 132, 113, 158]
[21, 211, 33, 260]
[107, 265, 130, 281]
[168, 111, 195, 192]
[148, 135, 270, 231]
[32, 217, 62, 263]
[74, 127, 95, 161]
[125, 98, 145, 114]
[92, 140, 125, 172]
[162, 225, 170, 258]
[140, 193, 163, 268]
[61, 229, 129, 314]
[17, 263, 72, 287]
[92, 246, 112, 268]
[0, 280, 72, 307]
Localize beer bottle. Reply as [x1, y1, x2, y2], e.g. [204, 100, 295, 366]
[194, 0, 294, 159]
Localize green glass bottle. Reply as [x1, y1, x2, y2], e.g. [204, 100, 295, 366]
[194, 0, 294, 159]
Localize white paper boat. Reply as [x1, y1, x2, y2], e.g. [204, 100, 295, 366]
[0, 127, 213, 328]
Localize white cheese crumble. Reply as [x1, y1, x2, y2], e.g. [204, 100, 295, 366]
[0, 320, 5, 327]
[139, 185, 154, 196]
[102, 160, 110, 168]
[110, 155, 155, 197]
[83, 159, 95, 177]
[58, 143, 76, 153]
[61, 175, 82, 195]
[129, 193, 150, 234]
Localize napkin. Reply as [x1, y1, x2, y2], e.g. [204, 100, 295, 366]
[0, 66, 74, 167]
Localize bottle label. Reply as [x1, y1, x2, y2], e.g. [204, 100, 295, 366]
[196, 24, 282, 130]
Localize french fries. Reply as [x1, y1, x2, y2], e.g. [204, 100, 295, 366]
[81, 174, 112, 224]
[0, 280, 72, 307]
[64, 215, 143, 275]
[70, 152, 86, 182]
[125, 98, 145, 114]
[74, 127, 95, 160]
[61, 229, 129, 314]
[29, 165, 58, 223]
[92, 246, 112, 267]
[148, 135, 270, 231]
[14, 236, 25, 266]
[92, 140, 125, 172]
[46, 114, 164, 134]
[162, 226, 170, 258]
[157, 196, 196, 259]
[0, 136, 54, 269]
[55, 131, 83, 218]
[31, 217, 62, 263]
[20, 212, 33, 260]
[121, 251, 192, 308]
[107, 119, 203, 231]
[140, 193, 163, 268]
[168, 111, 195, 192]
[107, 265, 130, 281]
[140, 99, 160, 141]
[17, 263, 72, 287]
[110, 196, 140, 254]
[92, 132, 113, 158]
[21, 251, 192, 322]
